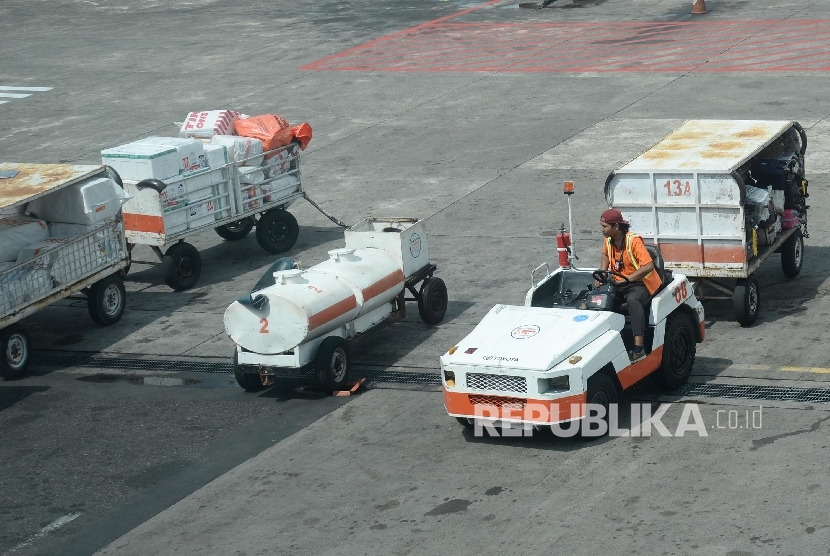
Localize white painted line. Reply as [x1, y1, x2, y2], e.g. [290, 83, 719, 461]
[0, 101, 7, 105]
[0, 93, 31, 99]
[7, 513, 82, 554]
[0, 86, 52, 92]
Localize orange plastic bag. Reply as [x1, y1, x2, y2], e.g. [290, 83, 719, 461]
[233, 114, 293, 152]
[291, 123, 312, 150]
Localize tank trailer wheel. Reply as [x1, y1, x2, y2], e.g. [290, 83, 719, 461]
[0, 324, 31, 380]
[233, 351, 268, 392]
[653, 312, 696, 389]
[162, 242, 202, 291]
[418, 277, 448, 325]
[88, 274, 127, 326]
[315, 337, 350, 393]
[733, 275, 760, 327]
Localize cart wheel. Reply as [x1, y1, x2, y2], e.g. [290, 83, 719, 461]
[315, 337, 350, 393]
[733, 275, 760, 327]
[418, 277, 448, 325]
[162, 242, 202, 291]
[215, 219, 254, 241]
[0, 324, 31, 380]
[580, 373, 617, 439]
[88, 274, 127, 326]
[255, 209, 299, 254]
[652, 312, 695, 389]
[781, 229, 804, 278]
[233, 350, 268, 392]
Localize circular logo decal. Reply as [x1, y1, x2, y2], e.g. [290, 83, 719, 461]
[511, 325, 540, 339]
[409, 233, 422, 258]
[573, 315, 589, 322]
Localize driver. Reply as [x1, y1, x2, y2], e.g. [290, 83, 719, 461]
[596, 209, 661, 362]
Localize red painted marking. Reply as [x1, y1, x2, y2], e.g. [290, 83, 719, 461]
[362, 269, 405, 302]
[303, 20, 830, 73]
[123, 213, 164, 234]
[308, 295, 358, 330]
[443, 389, 587, 424]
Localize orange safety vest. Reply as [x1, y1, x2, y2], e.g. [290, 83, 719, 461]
[605, 233, 661, 295]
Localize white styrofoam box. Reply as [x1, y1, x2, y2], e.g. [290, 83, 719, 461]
[0, 266, 51, 313]
[180, 110, 241, 139]
[238, 166, 265, 185]
[0, 215, 50, 262]
[185, 195, 218, 230]
[210, 135, 264, 166]
[16, 237, 80, 286]
[203, 143, 229, 169]
[17, 237, 72, 263]
[162, 208, 188, 236]
[101, 143, 180, 182]
[48, 219, 110, 237]
[160, 168, 225, 210]
[260, 175, 300, 203]
[27, 177, 131, 226]
[134, 136, 206, 173]
[240, 183, 261, 212]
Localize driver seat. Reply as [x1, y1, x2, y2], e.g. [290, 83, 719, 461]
[617, 243, 671, 314]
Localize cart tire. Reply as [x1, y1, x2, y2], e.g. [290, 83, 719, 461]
[733, 275, 760, 327]
[255, 209, 299, 254]
[88, 274, 127, 326]
[781, 229, 804, 278]
[215, 219, 254, 241]
[315, 337, 350, 393]
[233, 351, 267, 392]
[455, 417, 474, 429]
[580, 372, 617, 439]
[0, 324, 31, 380]
[418, 278, 448, 325]
[653, 312, 696, 389]
[162, 242, 202, 291]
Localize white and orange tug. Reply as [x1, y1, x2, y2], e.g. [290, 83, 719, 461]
[224, 218, 447, 393]
[442, 182, 705, 434]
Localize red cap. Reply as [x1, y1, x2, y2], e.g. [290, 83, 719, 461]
[601, 208, 628, 225]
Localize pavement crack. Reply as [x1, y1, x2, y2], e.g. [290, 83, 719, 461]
[750, 413, 830, 451]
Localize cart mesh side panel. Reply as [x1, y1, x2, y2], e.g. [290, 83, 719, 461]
[237, 143, 301, 212]
[0, 220, 126, 317]
[466, 373, 528, 394]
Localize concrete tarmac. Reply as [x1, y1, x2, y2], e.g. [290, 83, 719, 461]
[2, 0, 830, 554]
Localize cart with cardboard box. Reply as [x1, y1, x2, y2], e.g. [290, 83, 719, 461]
[605, 120, 809, 326]
[0, 163, 131, 379]
[109, 139, 304, 291]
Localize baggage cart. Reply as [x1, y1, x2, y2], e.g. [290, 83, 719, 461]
[605, 120, 809, 326]
[0, 163, 130, 379]
[120, 142, 305, 290]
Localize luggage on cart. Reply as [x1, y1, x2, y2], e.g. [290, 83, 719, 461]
[605, 120, 808, 326]
[0, 163, 131, 379]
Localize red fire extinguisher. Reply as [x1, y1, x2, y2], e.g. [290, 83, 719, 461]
[556, 230, 571, 268]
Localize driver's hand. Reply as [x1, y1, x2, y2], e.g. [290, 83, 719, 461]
[593, 279, 602, 288]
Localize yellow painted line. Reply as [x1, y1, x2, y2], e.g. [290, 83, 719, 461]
[730, 364, 830, 374]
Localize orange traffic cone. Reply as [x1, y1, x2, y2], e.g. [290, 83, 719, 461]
[691, 0, 708, 14]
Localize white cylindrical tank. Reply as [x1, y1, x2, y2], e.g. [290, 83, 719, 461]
[224, 247, 404, 354]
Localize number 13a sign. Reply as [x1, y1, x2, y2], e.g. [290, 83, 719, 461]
[663, 179, 692, 197]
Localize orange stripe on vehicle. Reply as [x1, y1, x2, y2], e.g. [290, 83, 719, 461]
[123, 212, 164, 234]
[616, 346, 664, 390]
[698, 321, 706, 342]
[308, 295, 357, 330]
[659, 243, 745, 265]
[362, 269, 405, 302]
[443, 389, 586, 424]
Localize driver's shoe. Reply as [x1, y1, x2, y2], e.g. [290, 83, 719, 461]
[628, 350, 646, 363]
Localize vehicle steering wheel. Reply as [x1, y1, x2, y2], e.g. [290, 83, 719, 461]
[592, 269, 631, 285]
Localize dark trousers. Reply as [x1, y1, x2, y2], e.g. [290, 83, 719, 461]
[616, 281, 651, 338]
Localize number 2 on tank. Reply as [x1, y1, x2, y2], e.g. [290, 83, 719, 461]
[260, 318, 269, 333]
[664, 179, 692, 196]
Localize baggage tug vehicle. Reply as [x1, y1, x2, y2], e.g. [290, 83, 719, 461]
[441, 182, 705, 434]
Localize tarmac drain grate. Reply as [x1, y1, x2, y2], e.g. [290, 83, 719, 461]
[31, 353, 830, 402]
